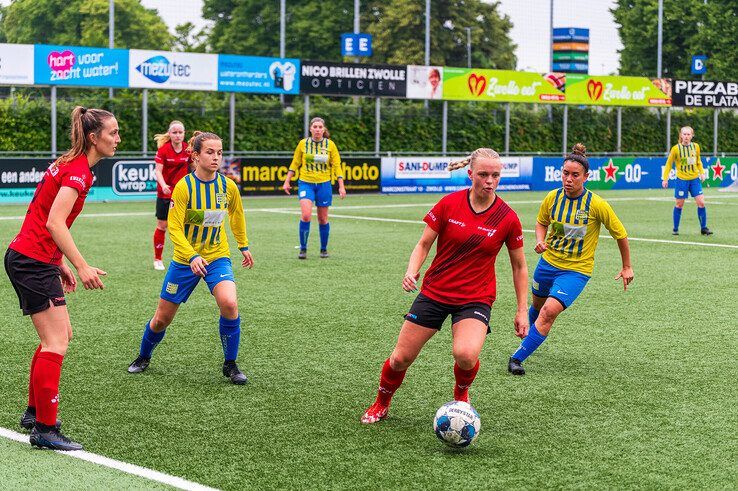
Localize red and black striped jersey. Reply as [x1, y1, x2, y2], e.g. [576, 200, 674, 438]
[10, 154, 94, 265]
[420, 189, 524, 306]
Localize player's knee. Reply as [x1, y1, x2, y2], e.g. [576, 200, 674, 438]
[150, 313, 173, 331]
[300, 213, 312, 222]
[43, 337, 69, 356]
[452, 349, 478, 370]
[219, 298, 239, 318]
[390, 351, 414, 371]
[536, 305, 558, 331]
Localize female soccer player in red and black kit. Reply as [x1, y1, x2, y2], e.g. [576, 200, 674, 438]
[361, 148, 530, 424]
[152, 120, 190, 270]
[4, 106, 119, 450]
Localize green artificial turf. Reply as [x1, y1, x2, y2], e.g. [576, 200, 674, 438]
[0, 189, 735, 489]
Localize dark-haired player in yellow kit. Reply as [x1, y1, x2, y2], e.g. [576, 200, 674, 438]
[508, 143, 634, 375]
[127, 131, 254, 384]
[282, 117, 346, 259]
[662, 126, 712, 236]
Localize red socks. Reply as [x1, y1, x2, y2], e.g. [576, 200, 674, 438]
[153, 228, 166, 260]
[376, 358, 407, 406]
[27, 344, 42, 408]
[453, 359, 480, 401]
[33, 351, 64, 426]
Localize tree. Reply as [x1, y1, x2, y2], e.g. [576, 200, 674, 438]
[613, 0, 738, 80]
[365, 0, 516, 68]
[202, 0, 516, 68]
[0, 0, 172, 50]
[203, 0, 354, 59]
[173, 22, 209, 53]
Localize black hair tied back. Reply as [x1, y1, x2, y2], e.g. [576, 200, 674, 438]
[565, 142, 589, 173]
[80, 107, 87, 114]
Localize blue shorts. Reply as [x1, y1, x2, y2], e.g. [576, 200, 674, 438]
[160, 257, 234, 304]
[531, 258, 590, 309]
[674, 178, 703, 199]
[298, 180, 332, 207]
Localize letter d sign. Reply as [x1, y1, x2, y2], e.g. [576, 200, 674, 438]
[691, 55, 707, 75]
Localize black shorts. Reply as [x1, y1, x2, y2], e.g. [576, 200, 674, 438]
[404, 293, 491, 333]
[4, 249, 66, 316]
[155, 197, 172, 221]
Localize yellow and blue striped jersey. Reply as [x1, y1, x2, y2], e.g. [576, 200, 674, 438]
[168, 172, 249, 265]
[663, 143, 703, 180]
[537, 188, 627, 276]
[289, 138, 343, 184]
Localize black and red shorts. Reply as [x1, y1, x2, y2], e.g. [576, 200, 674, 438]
[404, 292, 491, 333]
[155, 197, 172, 221]
[4, 249, 66, 316]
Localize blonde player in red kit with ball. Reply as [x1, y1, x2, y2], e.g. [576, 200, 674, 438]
[361, 148, 529, 424]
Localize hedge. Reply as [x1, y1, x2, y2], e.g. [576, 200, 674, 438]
[0, 89, 735, 155]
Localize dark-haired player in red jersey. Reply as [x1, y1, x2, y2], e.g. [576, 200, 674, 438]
[4, 106, 119, 450]
[361, 148, 529, 424]
[152, 120, 191, 270]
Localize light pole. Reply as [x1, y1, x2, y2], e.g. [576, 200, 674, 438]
[465, 27, 471, 68]
[109, 0, 114, 99]
[279, 0, 286, 104]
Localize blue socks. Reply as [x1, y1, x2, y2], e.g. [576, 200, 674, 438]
[299, 220, 310, 250]
[512, 324, 547, 363]
[697, 207, 707, 228]
[139, 321, 166, 358]
[319, 223, 330, 251]
[219, 315, 241, 362]
[528, 305, 539, 327]
[673, 207, 682, 231]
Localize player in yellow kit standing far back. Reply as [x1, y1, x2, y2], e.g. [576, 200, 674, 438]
[662, 126, 712, 236]
[282, 117, 346, 259]
[127, 131, 254, 384]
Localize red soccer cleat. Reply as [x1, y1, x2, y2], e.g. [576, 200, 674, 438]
[361, 402, 389, 424]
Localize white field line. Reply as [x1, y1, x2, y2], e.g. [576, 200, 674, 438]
[257, 209, 738, 250]
[0, 194, 735, 222]
[0, 427, 218, 491]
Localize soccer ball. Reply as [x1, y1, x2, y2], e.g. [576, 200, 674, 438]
[433, 401, 481, 448]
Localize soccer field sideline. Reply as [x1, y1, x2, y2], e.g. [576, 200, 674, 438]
[0, 427, 217, 490]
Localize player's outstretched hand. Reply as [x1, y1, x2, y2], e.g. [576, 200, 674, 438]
[615, 266, 634, 291]
[338, 185, 347, 199]
[514, 309, 529, 339]
[190, 256, 209, 277]
[60, 263, 77, 293]
[534, 241, 548, 254]
[282, 181, 291, 195]
[661, 179, 668, 189]
[78, 264, 106, 290]
[402, 272, 419, 292]
[241, 250, 254, 269]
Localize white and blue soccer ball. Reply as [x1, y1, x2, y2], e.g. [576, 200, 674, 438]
[433, 401, 481, 448]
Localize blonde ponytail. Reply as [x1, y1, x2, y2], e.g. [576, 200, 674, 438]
[448, 148, 500, 172]
[154, 120, 185, 149]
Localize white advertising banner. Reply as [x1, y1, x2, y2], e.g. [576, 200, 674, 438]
[0, 43, 34, 85]
[128, 49, 218, 91]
